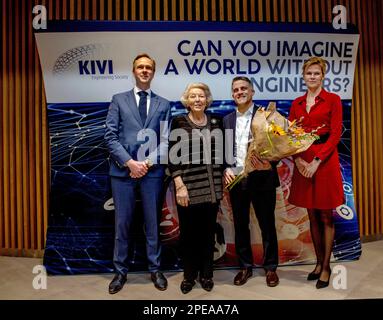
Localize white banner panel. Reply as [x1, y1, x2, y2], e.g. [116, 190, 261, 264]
[35, 27, 359, 103]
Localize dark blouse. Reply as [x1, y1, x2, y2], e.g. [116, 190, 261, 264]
[168, 114, 224, 205]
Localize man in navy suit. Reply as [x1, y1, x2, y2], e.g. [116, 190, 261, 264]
[105, 53, 171, 294]
[223, 76, 280, 287]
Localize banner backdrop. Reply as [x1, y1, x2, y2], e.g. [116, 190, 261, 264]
[35, 21, 361, 274]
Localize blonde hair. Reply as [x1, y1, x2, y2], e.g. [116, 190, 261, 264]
[180, 83, 213, 110]
[132, 53, 156, 72]
[302, 56, 327, 76]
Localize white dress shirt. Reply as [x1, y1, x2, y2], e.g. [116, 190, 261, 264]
[235, 104, 254, 171]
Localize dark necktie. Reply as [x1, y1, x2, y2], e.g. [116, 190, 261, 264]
[138, 91, 148, 125]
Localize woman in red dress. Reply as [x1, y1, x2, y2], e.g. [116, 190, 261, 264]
[288, 57, 344, 289]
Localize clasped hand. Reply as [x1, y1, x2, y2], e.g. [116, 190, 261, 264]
[223, 168, 235, 186]
[295, 157, 320, 178]
[176, 186, 190, 207]
[249, 153, 271, 171]
[223, 154, 271, 188]
[127, 160, 149, 178]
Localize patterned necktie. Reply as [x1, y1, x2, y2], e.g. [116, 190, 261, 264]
[138, 91, 148, 125]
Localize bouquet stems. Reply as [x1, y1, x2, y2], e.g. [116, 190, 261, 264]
[225, 172, 245, 191]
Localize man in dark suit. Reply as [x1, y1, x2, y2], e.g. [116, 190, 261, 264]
[105, 53, 171, 294]
[223, 76, 280, 287]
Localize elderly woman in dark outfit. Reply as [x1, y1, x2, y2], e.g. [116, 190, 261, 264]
[168, 83, 223, 294]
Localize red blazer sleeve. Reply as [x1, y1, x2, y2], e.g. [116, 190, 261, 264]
[316, 94, 342, 161]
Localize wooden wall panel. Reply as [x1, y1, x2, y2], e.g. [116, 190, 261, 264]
[1, 0, 382, 258]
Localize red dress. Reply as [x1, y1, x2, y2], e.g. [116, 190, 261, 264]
[288, 89, 344, 209]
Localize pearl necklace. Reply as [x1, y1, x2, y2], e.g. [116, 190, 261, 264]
[188, 113, 207, 126]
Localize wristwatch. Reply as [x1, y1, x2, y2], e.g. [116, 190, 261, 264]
[314, 156, 321, 162]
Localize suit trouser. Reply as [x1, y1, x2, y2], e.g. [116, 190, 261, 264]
[229, 179, 279, 271]
[111, 175, 164, 275]
[177, 202, 218, 281]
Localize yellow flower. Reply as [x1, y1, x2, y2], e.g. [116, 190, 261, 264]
[269, 122, 286, 136]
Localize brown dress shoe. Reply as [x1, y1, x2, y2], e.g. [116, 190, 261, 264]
[200, 278, 214, 292]
[266, 270, 279, 287]
[234, 268, 253, 286]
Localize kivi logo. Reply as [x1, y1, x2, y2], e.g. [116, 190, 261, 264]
[53, 44, 114, 77]
[79, 59, 113, 75]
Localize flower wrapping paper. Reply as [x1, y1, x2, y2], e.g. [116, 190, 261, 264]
[244, 102, 319, 175]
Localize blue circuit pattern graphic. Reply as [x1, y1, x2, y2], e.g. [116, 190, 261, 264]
[43, 100, 361, 274]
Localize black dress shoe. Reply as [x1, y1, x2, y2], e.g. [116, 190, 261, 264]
[316, 269, 331, 289]
[151, 271, 168, 291]
[108, 273, 127, 294]
[200, 278, 214, 292]
[307, 271, 321, 281]
[307, 264, 322, 281]
[180, 279, 195, 294]
[234, 268, 253, 286]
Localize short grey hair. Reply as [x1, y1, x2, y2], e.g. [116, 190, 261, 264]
[180, 82, 213, 110]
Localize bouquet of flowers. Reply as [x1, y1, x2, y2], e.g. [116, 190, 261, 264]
[226, 102, 323, 190]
